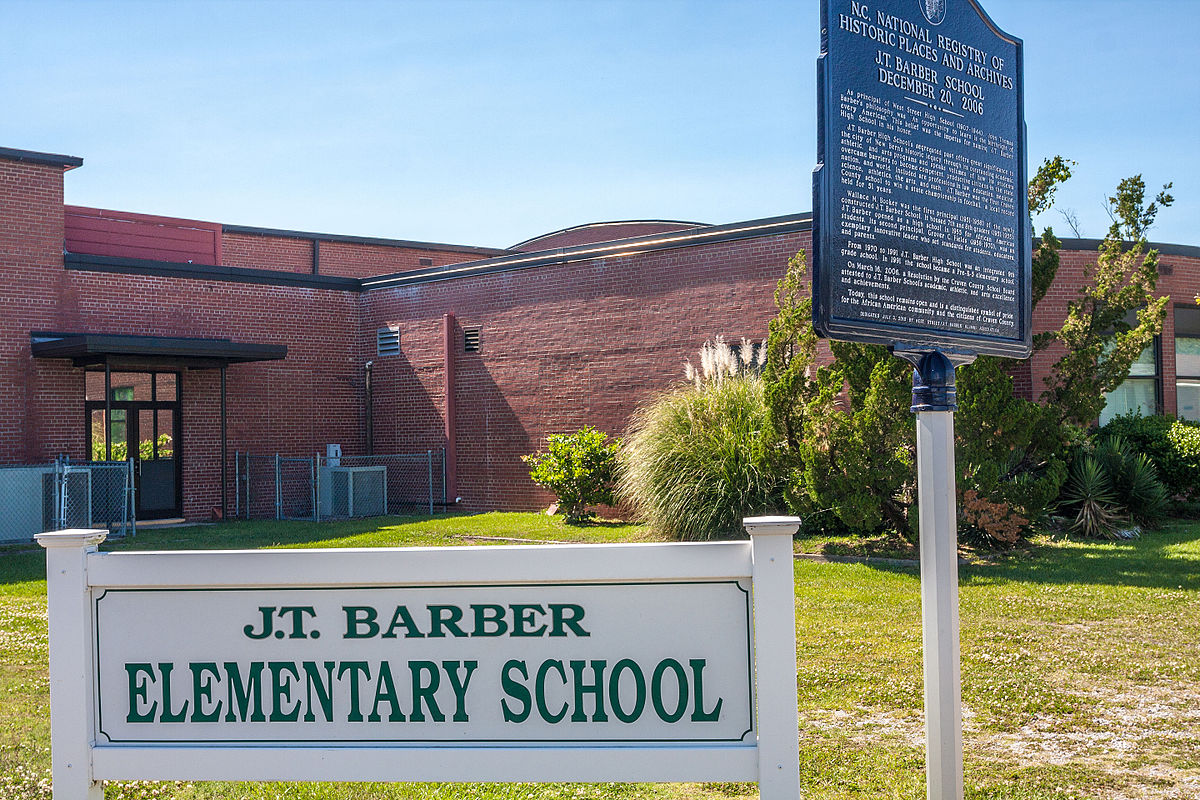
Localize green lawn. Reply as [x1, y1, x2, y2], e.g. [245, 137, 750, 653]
[3, 513, 1199, 799]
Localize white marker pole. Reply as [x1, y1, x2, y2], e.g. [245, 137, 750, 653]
[916, 411, 963, 800]
[907, 351, 964, 800]
[38, 528, 108, 800]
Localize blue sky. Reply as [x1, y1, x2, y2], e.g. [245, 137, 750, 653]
[3, 0, 1196, 249]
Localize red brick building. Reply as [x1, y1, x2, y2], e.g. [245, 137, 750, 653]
[3, 145, 1198, 522]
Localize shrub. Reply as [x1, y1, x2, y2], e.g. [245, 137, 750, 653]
[788, 341, 916, 538]
[1060, 454, 1120, 539]
[1100, 413, 1200, 498]
[955, 355, 1068, 540]
[619, 364, 781, 541]
[1057, 435, 1170, 538]
[1093, 436, 1169, 528]
[522, 426, 618, 523]
[959, 489, 1027, 546]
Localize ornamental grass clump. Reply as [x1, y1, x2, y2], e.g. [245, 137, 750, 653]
[619, 337, 780, 541]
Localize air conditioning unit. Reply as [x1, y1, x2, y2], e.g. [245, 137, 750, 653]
[0, 466, 55, 543]
[319, 465, 386, 518]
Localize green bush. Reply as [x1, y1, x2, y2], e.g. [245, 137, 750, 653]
[1100, 413, 1200, 498]
[1094, 436, 1169, 528]
[619, 371, 781, 541]
[1058, 435, 1169, 538]
[954, 355, 1068, 544]
[1060, 454, 1120, 539]
[788, 341, 916, 538]
[522, 426, 618, 523]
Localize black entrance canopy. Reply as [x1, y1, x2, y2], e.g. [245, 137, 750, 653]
[30, 332, 286, 367]
[31, 332, 287, 519]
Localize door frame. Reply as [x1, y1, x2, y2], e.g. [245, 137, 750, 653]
[85, 370, 183, 520]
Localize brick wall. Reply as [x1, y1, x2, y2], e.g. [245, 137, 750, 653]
[0, 158, 70, 464]
[221, 232, 313, 273]
[1026, 246, 1200, 417]
[318, 239, 487, 279]
[361, 232, 811, 511]
[1, 154, 367, 518]
[11, 144, 1200, 520]
[221, 231, 500, 279]
[51, 273, 363, 517]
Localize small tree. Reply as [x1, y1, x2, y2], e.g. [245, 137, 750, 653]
[763, 252, 915, 537]
[763, 251, 820, 453]
[758, 161, 1175, 545]
[1041, 175, 1173, 427]
[523, 426, 618, 523]
[793, 340, 916, 537]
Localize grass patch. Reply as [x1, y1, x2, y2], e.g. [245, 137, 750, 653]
[3, 513, 1200, 798]
[793, 530, 919, 561]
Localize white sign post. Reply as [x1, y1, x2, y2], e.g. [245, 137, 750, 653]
[915, 406, 963, 799]
[39, 518, 802, 799]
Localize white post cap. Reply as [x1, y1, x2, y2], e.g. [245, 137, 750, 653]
[36, 529, 108, 549]
[742, 516, 801, 537]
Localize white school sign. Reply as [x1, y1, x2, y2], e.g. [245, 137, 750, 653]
[39, 518, 801, 799]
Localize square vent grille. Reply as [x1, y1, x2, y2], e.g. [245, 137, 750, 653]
[377, 326, 400, 356]
[464, 327, 481, 352]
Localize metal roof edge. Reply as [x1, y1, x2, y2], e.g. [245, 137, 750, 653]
[221, 223, 511, 257]
[363, 212, 814, 291]
[64, 252, 363, 291]
[509, 219, 710, 250]
[0, 146, 83, 170]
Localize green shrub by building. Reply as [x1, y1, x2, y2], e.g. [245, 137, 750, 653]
[1100, 413, 1200, 499]
[523, 426, 618, 523]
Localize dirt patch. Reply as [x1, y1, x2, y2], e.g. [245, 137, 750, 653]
[801, 682, 1200, 799]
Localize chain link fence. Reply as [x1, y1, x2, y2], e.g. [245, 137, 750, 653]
[0, 458, 135, 544]
[234, 450, 446, 521]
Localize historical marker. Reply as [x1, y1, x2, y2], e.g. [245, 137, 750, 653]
[815, 4, 1028, 799]
[814, 0, 1030, 358]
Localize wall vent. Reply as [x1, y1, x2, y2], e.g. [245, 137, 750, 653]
[464, 327, 481, 352]
[419, 257, 434, 267]
[377, 326, 401, 356]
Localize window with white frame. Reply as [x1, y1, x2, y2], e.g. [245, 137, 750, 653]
[1099, 310, 1159, 425]
[1175, 306, 1200, 422]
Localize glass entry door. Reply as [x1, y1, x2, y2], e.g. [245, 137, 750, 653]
[86, 371, 182, 519]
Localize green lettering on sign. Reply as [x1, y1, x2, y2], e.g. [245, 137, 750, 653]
[124, 663, 157, 723]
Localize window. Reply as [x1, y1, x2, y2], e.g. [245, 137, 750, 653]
[1099, 311, 1159, 425]
[1176, 306, 1200, 422]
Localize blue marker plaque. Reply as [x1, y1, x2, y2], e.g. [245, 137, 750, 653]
[814, 0, 1030, 358]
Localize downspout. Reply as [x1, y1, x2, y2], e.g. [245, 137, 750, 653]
[104, 360, 112, 461]
[220, 364, 228, 519]
[443, 313, 457, 500]
[364, 360, 374, 456]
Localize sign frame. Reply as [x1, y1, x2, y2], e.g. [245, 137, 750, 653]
[39, 521, 802, 799]
[813, 0, 1032, 359]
